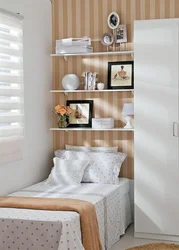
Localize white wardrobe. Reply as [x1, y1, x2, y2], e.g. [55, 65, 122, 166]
[134, 18, 179, 241]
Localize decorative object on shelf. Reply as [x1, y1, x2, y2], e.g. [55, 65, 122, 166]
[108, 61, 134, 89]
[62, 74, 80, 90]
[97, 83, 105, 90]
[55, 37, 93, 54]
[53, 105, 72, 128]
[56, 37, 91, 46]
[122, 103, 134, 129]
[87, 72, 93, 90]
[92, 118, 114, 129]
[101, 32, 114, 46]
[84, 72, 98, 90]
[107, 12, 120, 30]
[66, 100, 93, 128]
[92, 72, 98, 90]
[115, 24, 127, 43]
[84, 72, 88, 90]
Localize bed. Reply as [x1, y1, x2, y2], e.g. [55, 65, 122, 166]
[0, 178, 132, 250]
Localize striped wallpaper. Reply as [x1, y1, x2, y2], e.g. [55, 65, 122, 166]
[52, 0, 179, 179]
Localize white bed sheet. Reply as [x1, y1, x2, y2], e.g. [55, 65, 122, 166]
[114, 178, 130, 198]
[0, 178, 132, 250]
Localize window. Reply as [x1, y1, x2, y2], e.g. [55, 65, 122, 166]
[0, 9, 24, 164]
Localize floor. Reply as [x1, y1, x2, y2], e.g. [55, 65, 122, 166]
[110, 224, 177, 250]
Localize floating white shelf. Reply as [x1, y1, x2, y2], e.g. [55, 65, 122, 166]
[50, 128, 134, 132]
[50, 89, 134, 94]
[51, 50, 134, 60]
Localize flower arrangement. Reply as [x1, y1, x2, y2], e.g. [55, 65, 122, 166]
[53, 105, 72, 128]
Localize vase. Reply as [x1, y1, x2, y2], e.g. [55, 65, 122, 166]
[62, 74, 80, 90]
[57, 115, 68, 128]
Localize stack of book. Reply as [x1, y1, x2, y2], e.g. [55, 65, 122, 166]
[55, 37, 93, 54]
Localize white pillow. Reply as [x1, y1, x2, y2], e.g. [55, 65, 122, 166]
[55, 150, 126, 184]
[65, 144, 118, 152]
[46, 157, 90, 185]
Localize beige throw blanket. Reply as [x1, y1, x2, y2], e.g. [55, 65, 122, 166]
[0, 196, 102, 250]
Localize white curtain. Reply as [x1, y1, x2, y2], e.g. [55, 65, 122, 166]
[0, 9, 24, 164]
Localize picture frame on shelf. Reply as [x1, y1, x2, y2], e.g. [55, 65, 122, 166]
[107, 12, 120, 30]
[115, 24, 127, 43]
[108, 61, 134, 89]
[101, 32, 114, 46]
[66, 100, 93, 128]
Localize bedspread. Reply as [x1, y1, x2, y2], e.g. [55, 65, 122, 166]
[0, 181, 131, 250]
[0, 196, 102, 250]
[0, 218, 63, 250]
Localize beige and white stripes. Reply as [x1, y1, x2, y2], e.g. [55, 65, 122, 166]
[52, 0, 179, 179]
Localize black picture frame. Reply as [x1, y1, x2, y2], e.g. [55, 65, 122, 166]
[108, 61, 134, 90]
[66, 100, 93, 128]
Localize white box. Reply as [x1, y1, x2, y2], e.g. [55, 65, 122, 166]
[92, 118, 114, 129]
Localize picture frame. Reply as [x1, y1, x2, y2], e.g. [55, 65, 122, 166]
[107, 12, 120, 30]
[101, 32, 114, 46]
[115, 24, 127, 43]
[66, 100, 93, 128]
[108, 61, 134, 90]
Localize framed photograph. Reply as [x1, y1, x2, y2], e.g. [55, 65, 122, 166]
[108, 61, 134, 90]
[107, 12, 120, 30]
[116, 24, 127, 43]
[101, 32, 114, 46]
[66, 100, 93, 128]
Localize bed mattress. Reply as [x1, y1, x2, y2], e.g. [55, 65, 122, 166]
[0, 178, 132, 250]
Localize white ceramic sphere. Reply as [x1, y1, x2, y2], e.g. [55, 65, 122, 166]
[97, 83, 105, 90]
[62, 74, 80, 90]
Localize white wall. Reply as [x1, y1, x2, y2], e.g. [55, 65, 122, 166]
[0, 0, 53, 195]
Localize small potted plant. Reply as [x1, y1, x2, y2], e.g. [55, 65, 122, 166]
[53, 105, 72, 128]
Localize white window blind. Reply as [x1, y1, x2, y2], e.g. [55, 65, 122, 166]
[0, 9, 24, 164]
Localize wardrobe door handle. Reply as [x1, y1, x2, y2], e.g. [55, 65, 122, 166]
[173, 122, 178, 137]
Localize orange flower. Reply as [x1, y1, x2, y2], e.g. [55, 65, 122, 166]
[54, 105, 72, 116]
[55, 105, 61, 113]
[66, 106, 72, 114]
[59, 107, 67, 115]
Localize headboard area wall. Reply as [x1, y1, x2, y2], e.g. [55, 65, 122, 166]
[52, 0, 179, 179]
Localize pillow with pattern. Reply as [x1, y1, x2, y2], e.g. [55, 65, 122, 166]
[55, 150, 127, 184]
[46, 157, 90, 185]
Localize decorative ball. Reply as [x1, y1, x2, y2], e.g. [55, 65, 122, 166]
[62, 74, 80, 90]
[97, 83, 105, 90]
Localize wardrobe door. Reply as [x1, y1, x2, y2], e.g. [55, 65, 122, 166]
[134, 19, 179, 236]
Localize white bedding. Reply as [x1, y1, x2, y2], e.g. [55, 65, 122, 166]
[0, 178, 132, 250]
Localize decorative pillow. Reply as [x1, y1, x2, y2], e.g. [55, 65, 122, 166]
[46, 157, 90, 185]
[55, 150, 127, 184]
[65, 144, 118, 152]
